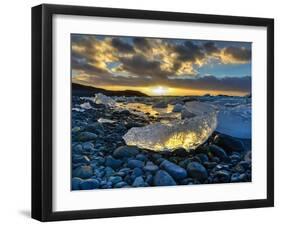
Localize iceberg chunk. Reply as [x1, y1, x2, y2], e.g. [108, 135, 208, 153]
[80, 102, 92, 110]
[97, 118, 116, 124]
[216, 104, 251, 139]
[123, 102, 217, 152]
[184, 101, 218, 115]
[93, 93, 116, 107]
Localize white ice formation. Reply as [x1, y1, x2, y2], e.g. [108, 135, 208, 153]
[216, 104, 251, 139]
[97, 118, 116, 124]
[93, 93, 116, 107]
[123, 102, 217, 152]
[80, 102, 92, 110]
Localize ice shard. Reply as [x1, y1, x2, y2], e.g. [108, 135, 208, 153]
[97, 118, 116, 124]
[123, 102, 218, 152]
[93, 93, 116, 107]
[216, 104, 251, 139]
[80, 102, 92, 110]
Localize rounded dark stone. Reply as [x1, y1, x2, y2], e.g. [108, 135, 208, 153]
[80, 179, 100, 190]
[196, 153, 209, 163]
[143, 161, 159, 174]
[178, 159, 191, 168]
[173, 148, 188, 157]
[131, 167, 144, 180]
[108, 176, 123, 184]
[186, 162, 208, 182]
[72, 155, 90, 164]
[230, 173, 241, 182]
[132, 176, 146, 187]
[127, 159, 144, 169]
[113, 146, 139, 158]
[114, 181, 128, 188]
[203, 161, 217, 169]
[136, 154, 147, 161]
[145, 174, 153, 185]
[153, 170, 177, 186]
[77, 132, 98, 141]
[85, 122, 104, 133]
[208, 144, 228, 160]
[72, 144, 83, 154]
[213, 170, 231, 183]
[214, 134, 245, 153]
[72, 177, 83, 190]
[72, 165, 93, 179]
[104, 166, 115, 177]
[105, 156, 123, 170]
[160, 160, 187, 180]
[82, 142, 96, 153]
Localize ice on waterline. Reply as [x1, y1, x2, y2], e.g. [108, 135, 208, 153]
[216, 104, 251, 139]
[123, 102, 218, 152]
[80, 102, 92, 109]
[97, 118, 116, 124]
[93, 93, 116, 107]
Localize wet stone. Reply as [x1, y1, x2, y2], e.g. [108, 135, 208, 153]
[160, 160, 187, 180]
[143, 161, 159, 174]
[108, 176, 123, 185]
[72, 165, 93, 179]
[72, 177, 82, 190]
[132, 176, 146, 187]
[113, 146, 139, 158]
[186, 162, 208, 182]
[77, 132, 98, 142]
[153, 170, 177, 186]
[208, 144, 228, 161]
[213, 170, 230, 183]
[105, 156, 122, 170]
[214, 134, 245, 153]
[127, 159, 144, 169]
[80, 179, 100, 190]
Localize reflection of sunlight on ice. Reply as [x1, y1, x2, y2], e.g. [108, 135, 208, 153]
[116, 102, 177, 119]
[123, 104, 218, 152]
[163, 132, 198, 150]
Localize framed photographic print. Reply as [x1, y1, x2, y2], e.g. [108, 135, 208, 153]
[32, 4, 274, 221]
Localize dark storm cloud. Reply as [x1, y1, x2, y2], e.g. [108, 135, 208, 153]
[71, 44, 108, 75]
[224, 46, 251, 62]
[71, 56, 107, 75]
[167, 75, 251, 92]
[174, 41, 205, 62]
[119, 55, 168, 77]
[204, 41, 220, 54]
[133, 37, 151, 52]
[71, 35, 98, 63]
[111, 38, 135, 53]
[71, 34, 94, 50]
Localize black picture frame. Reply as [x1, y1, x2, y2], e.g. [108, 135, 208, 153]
[32, 3, 274, 222]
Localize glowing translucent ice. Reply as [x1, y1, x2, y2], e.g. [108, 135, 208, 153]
[123, 102, 218, 152]
[93, 93, 116, 107]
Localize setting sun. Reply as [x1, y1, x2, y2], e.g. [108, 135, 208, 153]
[151, 86, 168, 96]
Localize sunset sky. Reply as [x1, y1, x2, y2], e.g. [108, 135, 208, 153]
[71, 34, 251, 96]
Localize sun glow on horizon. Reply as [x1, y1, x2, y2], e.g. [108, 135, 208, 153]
[151, 86, 168, 96]
[73, 80, 247, 97]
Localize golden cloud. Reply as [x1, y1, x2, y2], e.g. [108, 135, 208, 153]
[71, 35, 251, 91]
